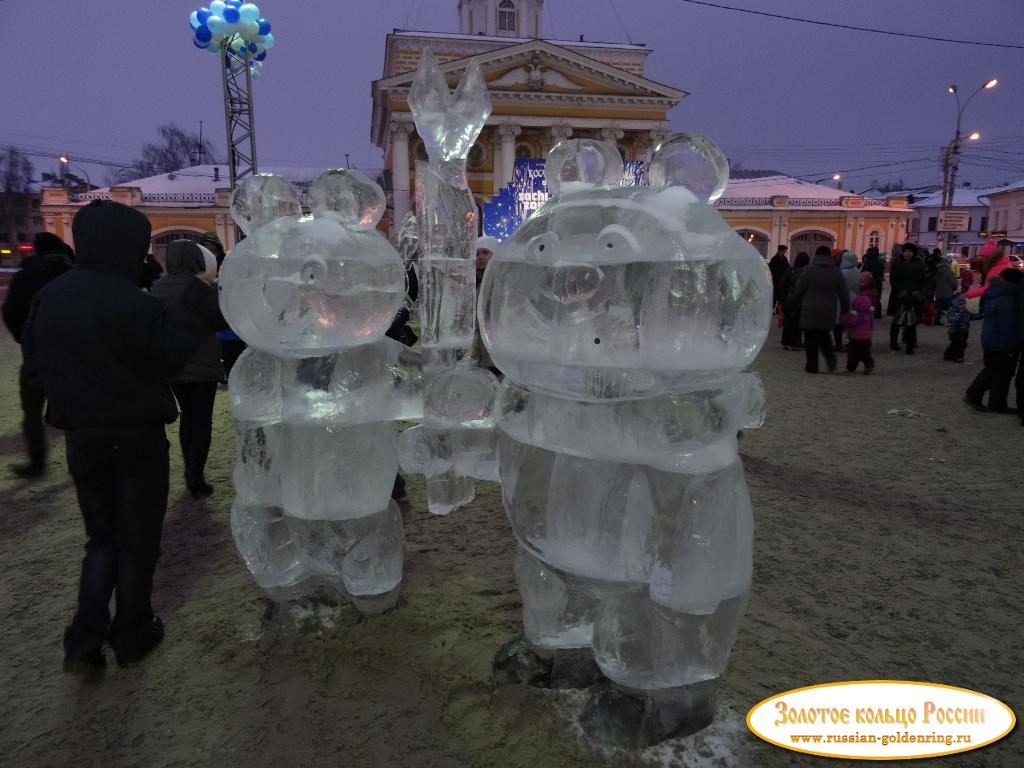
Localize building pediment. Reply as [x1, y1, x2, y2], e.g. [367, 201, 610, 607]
[372, 39, 685, 146]
[374, 39, 685, 100]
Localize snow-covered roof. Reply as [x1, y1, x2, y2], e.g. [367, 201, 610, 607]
[983, 178, 1024, 197]
[69, 165, 365, 206]
[908, 188, 996, 208]
[716, 175, 901, 209]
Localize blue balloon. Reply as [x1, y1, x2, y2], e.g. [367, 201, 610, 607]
[257, 18, 271, 35]
[193, 37, 210, 49]
[223, 7, 240, 23]
[195, 25, 213, 43]
[255, 50, 267, 61]
[248, 43, 258, 53]
[197, 8, 212, 24]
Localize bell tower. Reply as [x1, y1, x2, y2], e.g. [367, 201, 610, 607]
[458, 0, 544, 39]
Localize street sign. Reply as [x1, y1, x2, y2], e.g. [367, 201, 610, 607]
[938, 210, 971, 232]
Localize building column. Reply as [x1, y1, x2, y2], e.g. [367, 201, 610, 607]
[545, 124, 574, 155]
[600, 126, 624, 148]
[498, 124, 521, 188]
[390, 122, 413, 234]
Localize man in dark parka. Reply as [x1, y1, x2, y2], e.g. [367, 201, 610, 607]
[24, 201, 209, 672]
[1, 231, 73, 477]
[792, 245, 852, 373]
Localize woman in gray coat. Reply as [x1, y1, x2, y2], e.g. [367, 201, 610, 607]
[792, 245, 852, 373]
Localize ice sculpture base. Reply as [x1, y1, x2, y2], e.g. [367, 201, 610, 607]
[579, 677, 718, 749]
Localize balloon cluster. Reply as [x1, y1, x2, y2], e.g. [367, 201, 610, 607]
[189, 2, 274, 79]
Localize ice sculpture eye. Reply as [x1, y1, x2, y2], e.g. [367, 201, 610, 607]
[546, 139, 623, 195]
[648, 132, 729, 203]
[300, 256, 327, 284]
[596, 224, 640, 256]
[540, 263, 603, 304]
[308, 169, 386, 229]
[230, 174, 303, 235]
[528, 232, 560, 261]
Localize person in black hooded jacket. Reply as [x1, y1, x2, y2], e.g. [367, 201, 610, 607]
[23, 200, 212, 673]
[2, 231, 73, 477]
[150, 240, 226, 498]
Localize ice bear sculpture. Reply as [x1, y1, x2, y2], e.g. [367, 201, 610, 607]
[479, 135, 771, 746]
[220, 170, 422, 613]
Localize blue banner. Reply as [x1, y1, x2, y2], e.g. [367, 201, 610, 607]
[483, 158, 646, 242]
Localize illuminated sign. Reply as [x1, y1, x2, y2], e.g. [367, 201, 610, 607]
[482, 158, 646, 241]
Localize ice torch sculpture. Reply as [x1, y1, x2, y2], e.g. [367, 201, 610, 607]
[479, 135, 771, 746]
[397, 52, 501, 514]
[220, 170, 422, 613]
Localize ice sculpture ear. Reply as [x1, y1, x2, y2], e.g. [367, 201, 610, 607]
[308, 169, 386, 229]
[230, 173, 303, 236]
[408, 51, 492, 163]
[545, 139, 623, 195]
[648, 132, 730, 203]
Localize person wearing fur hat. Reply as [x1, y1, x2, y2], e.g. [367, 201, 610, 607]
[933, 256, 959, 325]
[473, 236, 500, 374]
[887, 242, 926, 354]
[150, 241, 227, 498]
[1, 231, 74, 478]
[964, 268, 1021, 413]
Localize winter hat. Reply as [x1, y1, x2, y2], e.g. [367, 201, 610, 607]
[476, 236, 500, 254]
[978, 239, 999, 258]
[859, 272, 875, 289]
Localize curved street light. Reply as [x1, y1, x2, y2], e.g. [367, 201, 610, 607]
[59, 154, 93, 191]
[940, 79, 997, 220]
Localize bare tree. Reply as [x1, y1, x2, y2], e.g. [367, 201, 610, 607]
[1, 146, 34, 193]
[107, 124, 219, 184]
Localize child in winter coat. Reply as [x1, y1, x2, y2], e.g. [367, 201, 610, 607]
[943, 291, 971, 362]
[844, 272, 876, 374]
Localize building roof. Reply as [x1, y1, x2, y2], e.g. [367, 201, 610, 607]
[716, 175, 905, 210]
[983, 178, 1024, 197]
[393, 29, 651, 52]
[67, 165, 361, 206]
[908, 187, 997, 208]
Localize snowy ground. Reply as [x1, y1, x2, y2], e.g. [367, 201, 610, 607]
[1, 320, 1021, 768]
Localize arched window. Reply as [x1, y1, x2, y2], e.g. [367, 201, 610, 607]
[515, 142, 533, 160]
[498, 0, 517, 33]
[868, 229, 882, 250]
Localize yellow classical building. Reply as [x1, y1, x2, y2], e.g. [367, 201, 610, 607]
[39, 0, 912, 260]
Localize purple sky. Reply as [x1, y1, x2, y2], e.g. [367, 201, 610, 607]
[2, 0, 1022, 192]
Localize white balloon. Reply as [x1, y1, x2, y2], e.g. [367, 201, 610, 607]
[222, 20, 240, 37]
[242, 20, 259, 39]
[189, 10, 200, 29]
[262, 32, 274, 49]
[210, 1, 227, 16]
[207, 15, 225, 36]
[251, 69, 262, 80]
[239, 3, 261, 24]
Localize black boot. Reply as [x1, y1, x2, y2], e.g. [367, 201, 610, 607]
[10, 460, 45, 479]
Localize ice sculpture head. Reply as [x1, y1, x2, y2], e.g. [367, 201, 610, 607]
[408, 51, 492, 163]
[478, 134, 772, 400]
[220, 170, 406, 357]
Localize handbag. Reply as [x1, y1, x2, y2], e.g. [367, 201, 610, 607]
[896, 305, 919, 327]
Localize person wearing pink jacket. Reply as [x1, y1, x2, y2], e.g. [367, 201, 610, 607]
[965, 240, 1011, 299]
[845, 273, 876, 374]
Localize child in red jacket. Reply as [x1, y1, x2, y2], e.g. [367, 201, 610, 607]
[845, 273, 876, 374]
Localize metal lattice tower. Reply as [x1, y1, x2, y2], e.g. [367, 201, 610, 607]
[221, 54, 258, 189]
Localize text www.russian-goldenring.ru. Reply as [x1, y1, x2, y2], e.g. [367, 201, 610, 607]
[789, 732, 973, 747]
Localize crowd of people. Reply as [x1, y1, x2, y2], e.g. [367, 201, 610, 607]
[768, 239, 1024, 423]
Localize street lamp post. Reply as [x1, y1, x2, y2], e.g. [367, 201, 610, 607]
[939, 78, 997, 249]
[59, 155, 93, 191]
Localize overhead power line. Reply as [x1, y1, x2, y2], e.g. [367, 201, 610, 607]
[678, 0, 1024, 49]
